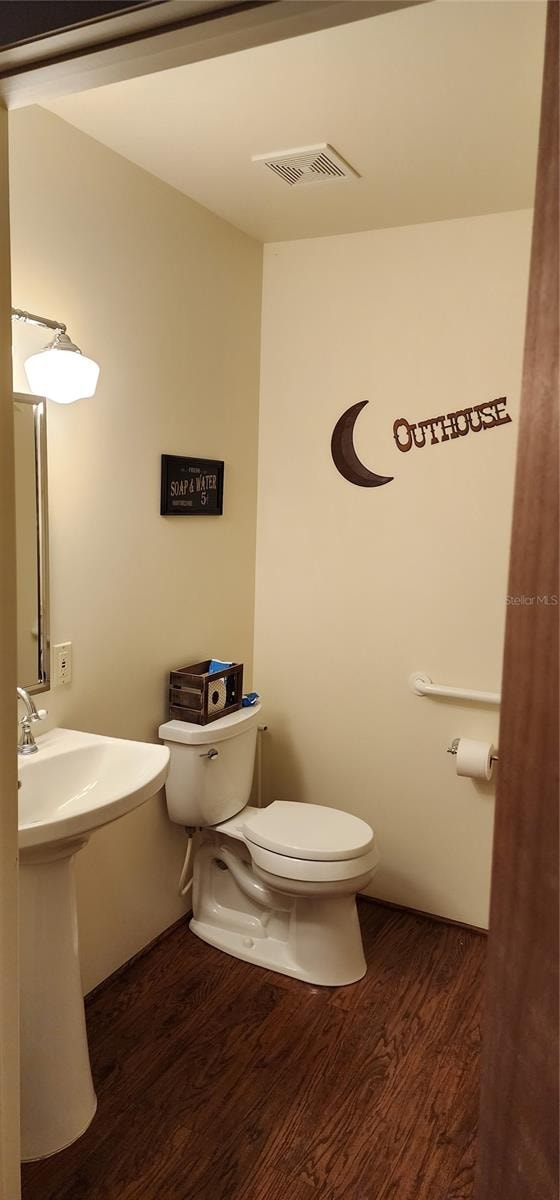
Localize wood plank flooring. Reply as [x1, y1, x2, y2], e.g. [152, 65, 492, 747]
[22, 902, 486, 1200]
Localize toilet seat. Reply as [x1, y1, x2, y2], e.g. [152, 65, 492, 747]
[243, 801, 374, 861]
[241, 800, 378, 884]
[248, 841, 379, 883]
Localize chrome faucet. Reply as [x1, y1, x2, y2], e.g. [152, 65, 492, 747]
[17, 687, 47, 755]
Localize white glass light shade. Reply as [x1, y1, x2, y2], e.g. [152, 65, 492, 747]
[24, 335, 100, 404]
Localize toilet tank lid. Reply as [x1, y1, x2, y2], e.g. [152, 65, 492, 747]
[159, 703, 261, 746]
[243, 801, 374, 861]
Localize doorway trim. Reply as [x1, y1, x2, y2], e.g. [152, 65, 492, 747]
[0, 1, 426, 108]
[474, 4, 559, 1197]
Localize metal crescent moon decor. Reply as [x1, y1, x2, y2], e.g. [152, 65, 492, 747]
[331, 401, 394, 488]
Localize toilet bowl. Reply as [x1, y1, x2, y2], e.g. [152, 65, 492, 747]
[159, 706, 379, 986]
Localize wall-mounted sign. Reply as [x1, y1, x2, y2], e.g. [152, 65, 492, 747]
[331, 401, 393, 488]
[331, 397, 511, 487]
[393, 397, 511, 453]
[160, 455, 224, 516]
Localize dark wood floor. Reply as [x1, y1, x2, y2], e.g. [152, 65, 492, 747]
[22, 902, 486, 1200]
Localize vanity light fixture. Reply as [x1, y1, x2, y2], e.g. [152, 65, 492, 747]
[12, 307, 100, 404]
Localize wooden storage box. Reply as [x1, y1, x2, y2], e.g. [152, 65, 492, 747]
[169, 660, 243, 725]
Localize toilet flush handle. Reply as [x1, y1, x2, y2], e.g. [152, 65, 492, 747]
[199, 748, 219, 760]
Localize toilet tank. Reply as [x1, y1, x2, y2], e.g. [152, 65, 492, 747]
[159, 704, 261, 827]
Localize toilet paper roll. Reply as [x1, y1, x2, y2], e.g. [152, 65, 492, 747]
[208, 679, 227, 714]
[455, 738, 495, 781]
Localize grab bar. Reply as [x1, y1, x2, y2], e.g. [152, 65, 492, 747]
[409, 672, 501, 706]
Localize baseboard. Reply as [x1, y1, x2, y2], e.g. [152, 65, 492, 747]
[359, 892, 488, 935]
[85, 910, 191, 1004]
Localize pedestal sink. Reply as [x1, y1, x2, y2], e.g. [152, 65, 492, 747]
[18, 727, 169, 1161]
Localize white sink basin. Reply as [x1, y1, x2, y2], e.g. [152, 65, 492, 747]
[18, 727, 169, 851]
[18, 726, 169, 1163]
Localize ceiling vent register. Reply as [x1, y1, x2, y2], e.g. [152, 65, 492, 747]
[252, 143, 360, 187]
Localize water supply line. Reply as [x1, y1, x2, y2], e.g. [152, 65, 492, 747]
[257, 724, 268, 807]
[178, 835, 193, 897]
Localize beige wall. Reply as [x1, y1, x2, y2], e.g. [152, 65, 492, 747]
[254, 210, 533, 929]
[9, 106, 262, 992]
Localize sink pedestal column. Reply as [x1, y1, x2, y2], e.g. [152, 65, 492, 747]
[19, 838, 97, 1161]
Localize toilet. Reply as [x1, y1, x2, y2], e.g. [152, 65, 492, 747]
[159, 704, 379, 986]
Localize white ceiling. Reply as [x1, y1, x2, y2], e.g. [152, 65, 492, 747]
[44, 0, 546, 244]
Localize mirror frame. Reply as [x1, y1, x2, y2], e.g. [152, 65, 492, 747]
[13, 392, 50, 694]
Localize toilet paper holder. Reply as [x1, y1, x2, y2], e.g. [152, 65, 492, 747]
[447, 737, 499, 763]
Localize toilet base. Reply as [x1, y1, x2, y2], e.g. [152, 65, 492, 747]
[190, 909, 366, 987]
[190, 831, 370, 987]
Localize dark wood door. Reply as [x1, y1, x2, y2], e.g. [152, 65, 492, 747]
[474, 4, 559, 1198]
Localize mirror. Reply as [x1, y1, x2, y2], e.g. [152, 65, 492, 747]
[13, 392, 50, 693]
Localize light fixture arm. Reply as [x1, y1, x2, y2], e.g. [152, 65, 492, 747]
[11, 307, 67, 335]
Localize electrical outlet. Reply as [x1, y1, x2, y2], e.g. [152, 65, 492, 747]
[53, 642, 72, 687]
